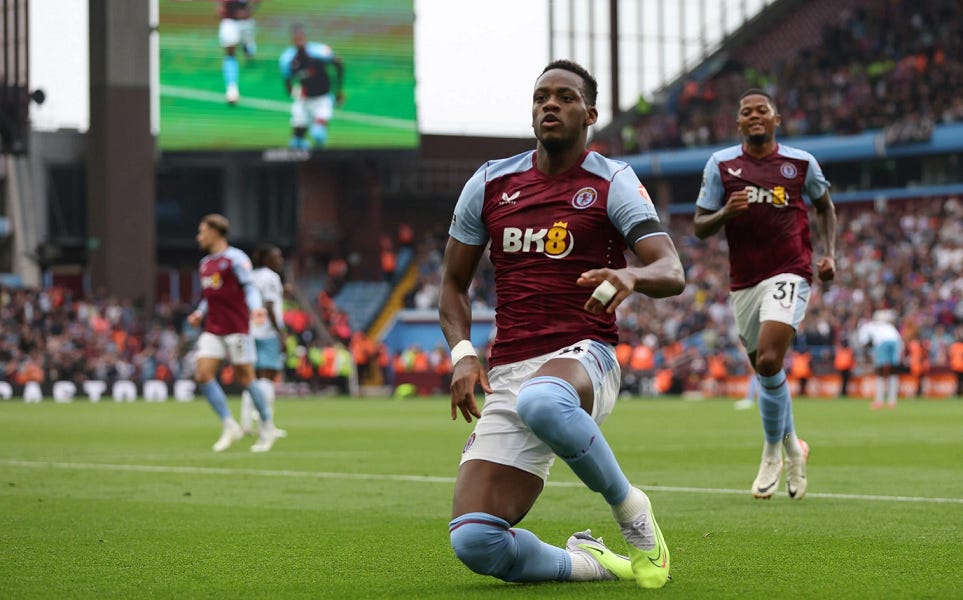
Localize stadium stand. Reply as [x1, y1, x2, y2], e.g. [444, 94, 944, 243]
[388, 0, 963, 397]
[623, 195, 963, 395]
[595, 0, 963, 154]
[332, 280, 392, 332]
[396, 195, 962, 397]
[4, 1, 962, 401]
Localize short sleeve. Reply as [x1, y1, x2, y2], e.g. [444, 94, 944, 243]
[803, 155, 831, 201]
[448, 164, 490, 246]
[695, 155, 725, 211]
[606, 166, 660, 239]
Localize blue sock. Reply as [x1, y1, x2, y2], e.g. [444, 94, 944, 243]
[309, 122, 328, 146]
[449, 512, 569, 582]
[783, 395, 795, 437]
[517, 376, 630, 505]
[199, 380, 231, 420]
[246, 381, 271, 422]
[222, 56, 239, 86]
[758, 372, 789, 444]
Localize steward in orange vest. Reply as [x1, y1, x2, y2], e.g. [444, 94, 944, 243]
[834, 340, 854, 398]
[790, 351, 812, 396]
[950, 334, 963, 396]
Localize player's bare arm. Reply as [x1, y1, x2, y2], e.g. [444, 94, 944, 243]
[811, 190, 838, 281]
[264, 300, 284, 336]
[693, 188, 751, 239]
[439, 237, 492, 422]
[578, 233, 685, 314]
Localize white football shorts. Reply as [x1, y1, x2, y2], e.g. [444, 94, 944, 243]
[218, 18, 256, 49]
[873, 340, 901, 368]
[459, 339, 621, 481]
[731, 273, 811, 355]
[195, 331, 256, 365]
[254, 336, 284, 371]
[290, 94, 334, 127]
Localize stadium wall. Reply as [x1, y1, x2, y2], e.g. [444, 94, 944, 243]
[622, 122, 963, 179]
[3, 372, 956, 402]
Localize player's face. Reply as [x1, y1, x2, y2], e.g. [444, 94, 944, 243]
[196, 223, 217, 253]
[292, 30, 307, 48]
[737, 94, 780, 144]
[531, 69, 598, 152]
[266, 249, 283, 272]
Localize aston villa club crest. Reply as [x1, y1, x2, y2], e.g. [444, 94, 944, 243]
[572, 187, 598, 209]
[780, 162, 798, 179]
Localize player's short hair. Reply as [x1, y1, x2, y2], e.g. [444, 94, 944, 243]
[540, 59, 598, 107]
[738, 88, 777, 111]
[201, 214, 229, 237]
[252, 243, 280, 268]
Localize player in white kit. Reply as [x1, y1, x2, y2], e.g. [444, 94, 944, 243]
[241, 244, 288, 439]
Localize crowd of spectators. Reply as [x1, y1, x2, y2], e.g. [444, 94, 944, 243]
[0, 288, 191, 388]
[0, 280, 392, 394]
[402, 224, 496, 312]
[612, 196, 963, 391]
[604, 1, 963, 154]
[399, 195, 963, 394]
[2, 195, 961, 395]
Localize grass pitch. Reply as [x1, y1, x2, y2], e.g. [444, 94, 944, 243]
[1, 396, 961, 598]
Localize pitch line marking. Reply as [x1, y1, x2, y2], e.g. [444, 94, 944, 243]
[2, 459, 962, 505]
[160, 84, 417, 130]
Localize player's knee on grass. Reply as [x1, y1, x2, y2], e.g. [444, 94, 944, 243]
[449, 513, 516, 580]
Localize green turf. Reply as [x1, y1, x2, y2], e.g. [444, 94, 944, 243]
[1, 397, 961, 598]
[158, 0, 417, 150]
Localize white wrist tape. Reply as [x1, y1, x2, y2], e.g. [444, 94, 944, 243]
[590, 280, 618, 305]
[450, 340, 478, 365]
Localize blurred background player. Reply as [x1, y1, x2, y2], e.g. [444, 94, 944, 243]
[218, 0, 260, 104]
[279, 23, 345, 149]
[857, 309, 904, 409]
[734, 354, 759, 410]
[187, 214, 279, 452]
[240, 244, 288, 438]
[693, 89, 837, 500]
[734, 369, 760, 410]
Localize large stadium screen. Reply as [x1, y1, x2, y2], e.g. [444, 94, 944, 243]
[158, 0, 417, 151]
